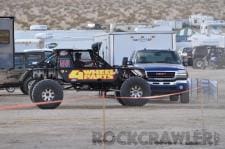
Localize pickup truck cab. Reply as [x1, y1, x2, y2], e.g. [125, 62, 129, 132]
[128, 49, 189, 103]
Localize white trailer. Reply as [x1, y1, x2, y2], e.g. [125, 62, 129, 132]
[94, 31, 176, 65]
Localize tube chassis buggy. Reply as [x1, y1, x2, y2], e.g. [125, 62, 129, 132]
[29, 46, 151, 109]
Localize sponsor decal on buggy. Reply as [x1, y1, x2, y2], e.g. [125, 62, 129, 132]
[68, 69, 116, 80]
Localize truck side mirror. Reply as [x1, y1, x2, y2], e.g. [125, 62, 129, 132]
[92, 42, 102, 54]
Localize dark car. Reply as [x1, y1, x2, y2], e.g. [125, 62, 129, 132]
[192, 45, 216, 69]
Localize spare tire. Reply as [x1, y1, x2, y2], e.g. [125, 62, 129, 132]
[193, 58, 206, 69]
[31, 79, 63, 109]
[119, 77, 151, 106]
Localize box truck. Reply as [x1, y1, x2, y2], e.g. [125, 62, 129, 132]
[94, 31, 176, 65]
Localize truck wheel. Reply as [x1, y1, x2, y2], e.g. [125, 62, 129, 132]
[180, 92, 189, 103]
[170, 95, 179, 101]
[20, 76, 34, 95]
[119, 77, 151, 106]
[29, 80, 39, 101]
[193, 58, 205, 69]
[31, 79, 63, 109]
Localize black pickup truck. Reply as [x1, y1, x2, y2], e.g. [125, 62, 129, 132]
[0, 17, 54, 94]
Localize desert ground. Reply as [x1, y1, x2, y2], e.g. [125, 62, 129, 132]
[1, 0, 225, 29]
[0, 67, 225, 149]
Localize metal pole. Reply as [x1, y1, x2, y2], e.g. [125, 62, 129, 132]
[102, 95, 106, 149]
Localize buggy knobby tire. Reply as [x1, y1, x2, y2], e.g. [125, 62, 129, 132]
[119, 77, 151, 106]
[31, 79, 63, 109]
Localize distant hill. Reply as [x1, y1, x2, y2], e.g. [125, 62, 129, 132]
[1, 0, 225, 29]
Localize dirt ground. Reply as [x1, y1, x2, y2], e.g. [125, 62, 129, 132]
[0, 67, 225, 149]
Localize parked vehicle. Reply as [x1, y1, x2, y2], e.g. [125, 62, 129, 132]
[94, 31, 176, 65]
[192, 45, 225, 69]
[124, 49, 189, 103]
[28, 45, 151, 109]
[192, 45, 216, 69]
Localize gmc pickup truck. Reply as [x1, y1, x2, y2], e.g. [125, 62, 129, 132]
[127, 49, 189, 103]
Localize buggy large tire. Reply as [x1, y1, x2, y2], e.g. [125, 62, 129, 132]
[180, 92, 189, 103]
[31, 79, 63, 109]
[115, 91, 126, 105]
[20, 76, 34, 95]
[170, 95, 179, 101]
[193, 58, 205, 69]
[119, 77, 151, 106]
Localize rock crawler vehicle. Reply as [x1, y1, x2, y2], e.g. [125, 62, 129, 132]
[28, 43, 151, 109]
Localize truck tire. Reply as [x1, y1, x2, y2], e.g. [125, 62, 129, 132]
[180, 92, 189, 103]
[170, 95, 179, 101]
[119, 77, 151, 106]
[20, 76, 34, 95]
[31, 79, 63, 109]
[29, 80, 39, 101]
[193, 58, 205, 69]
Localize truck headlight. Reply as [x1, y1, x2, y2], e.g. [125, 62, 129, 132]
[176, 70, 188, 79]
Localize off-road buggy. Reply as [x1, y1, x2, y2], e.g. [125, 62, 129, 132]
[28, 43, 151, 109]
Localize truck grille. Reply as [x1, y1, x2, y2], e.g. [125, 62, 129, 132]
[147, 72, 175, 78]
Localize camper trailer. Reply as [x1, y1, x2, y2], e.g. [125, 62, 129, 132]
[94, 31, 176, 65]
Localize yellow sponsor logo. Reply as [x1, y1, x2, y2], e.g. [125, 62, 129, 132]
[68, 69, 116, 80]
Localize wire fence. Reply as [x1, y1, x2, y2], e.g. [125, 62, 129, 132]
[189, 78, 219, 104]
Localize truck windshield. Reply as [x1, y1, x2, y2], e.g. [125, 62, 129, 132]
[135, 50, 181, 64]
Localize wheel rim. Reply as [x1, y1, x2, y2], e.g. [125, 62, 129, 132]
[129, 85, 143, 98]
[6, 87, 15, 93]
[196, 60, 203, 68]
[41, 88, 55, 101]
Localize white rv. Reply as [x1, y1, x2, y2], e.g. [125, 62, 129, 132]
[189, 14, 214, 27]
[189, 33, 225, 47]
[200, 20, 225, 35]
[15, 39, 44, 52]
[94, 31, 176, 65]
[15, 29, 106, 50]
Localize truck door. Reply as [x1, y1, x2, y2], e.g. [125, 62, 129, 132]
[5, 53, 25, 84]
